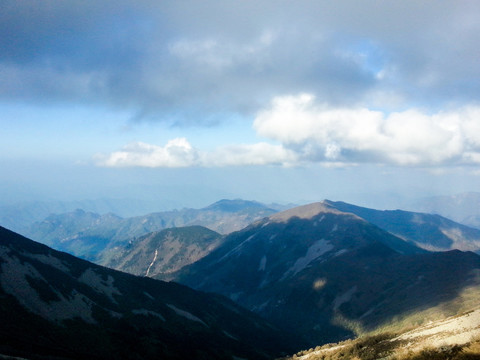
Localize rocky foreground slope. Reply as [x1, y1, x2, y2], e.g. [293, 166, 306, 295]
[283, 308, 480, 360]
[0, 226, 295, 360]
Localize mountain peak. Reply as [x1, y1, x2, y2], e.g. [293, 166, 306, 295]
[204, 199, 269, 212]
[268, 201, 348, 223]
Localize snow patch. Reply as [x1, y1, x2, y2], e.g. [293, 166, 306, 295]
[166, 304, 208, 327]
[223, 331, 239, 341]
[217, 234, 256, 263]
[282, 240, 334, 279]
[333, 286, 357, 310]
[144, 291, 155, 300]
[132, 309, 166, 321]
[258, 256, 267, 271]
[0, 248, 96, 323]
[145, 249, 158, 277]
[24, 252, 70, 272]
[78, 268, 121, 303]
[230, 292, 244, 302]
[334, 249, 348, 257]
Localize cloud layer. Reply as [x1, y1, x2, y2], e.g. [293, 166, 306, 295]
[98, 94, 480, 168]
[2, 1, 480, 122]
[96, 138, 297, 168]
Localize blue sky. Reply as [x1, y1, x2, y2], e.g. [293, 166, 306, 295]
[1, 1, 480, 210]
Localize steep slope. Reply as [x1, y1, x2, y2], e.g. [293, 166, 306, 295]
[99, 226, 223, 279]
[174, 202, 480, 346]
[22, 199, 277, 260]
[0, 226, 295, 360]
[326, 200, 480, 253]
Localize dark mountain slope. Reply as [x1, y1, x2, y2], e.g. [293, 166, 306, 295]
[173, 202, 480, 346]
[326, 200, 480, 252]
[99, 226, 223, 279]
[0, 226, 295, 360]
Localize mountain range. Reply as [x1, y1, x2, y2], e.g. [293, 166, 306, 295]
[412, 192, 480, 229]
[0, 225, 294, 359]
[171, 202, 480, 346]
[326, 200, 480, 253]
[22, 199, 278, 261]
[3, 198, 480, 358]
[99, 226, 223, 278]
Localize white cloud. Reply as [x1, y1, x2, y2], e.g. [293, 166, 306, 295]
[96, 138, 199, 168]
[97, 139, 297, 168]
[204, 142, 297, 167]
[253, 94, 480, 166]
[96, 94, 480, 169]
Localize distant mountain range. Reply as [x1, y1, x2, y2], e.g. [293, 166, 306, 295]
[171, 202, 480, 346]
[0, 226, 295, 359]
[326, 200, 480, 253]
[100, 200, 480, 283]
[412, 192, 480, 229]
[21, 199, 279, 261]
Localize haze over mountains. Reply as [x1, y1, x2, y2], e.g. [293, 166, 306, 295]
[412, 192, 480, 230]
[326, 200, 480, 253]
[21, 199, 278, 261]
[2, 198, 480, 358]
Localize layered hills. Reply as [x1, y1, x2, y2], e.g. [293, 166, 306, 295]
[0, 226, 295, 360]
[5, 198, 480, 357]
[99, 226, 223, 278]
[326, 200, 480, 253]
[172, 202, 480, 346]
[413, 192, 480, 230]
[22, 199, 278, 261]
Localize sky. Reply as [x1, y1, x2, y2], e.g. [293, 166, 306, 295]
[1, 0, 480, 211]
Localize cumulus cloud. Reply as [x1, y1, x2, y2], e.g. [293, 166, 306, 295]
[96, 138, 297, 167]
[2, 1, 480, 122]
[254, 94, 480, 166]
[97, 93, 480, 168]
[96, 138, 199, 168]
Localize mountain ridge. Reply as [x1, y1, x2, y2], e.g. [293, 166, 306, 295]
[171, 202, 480, 346]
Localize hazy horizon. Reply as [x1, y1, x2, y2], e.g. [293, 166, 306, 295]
[2, 1, 480, 212]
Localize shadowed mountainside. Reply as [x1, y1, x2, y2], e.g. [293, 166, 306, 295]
[172, 202, 480, 346]
[0, 226, 296, 360]
[98, 226, 223, 278]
